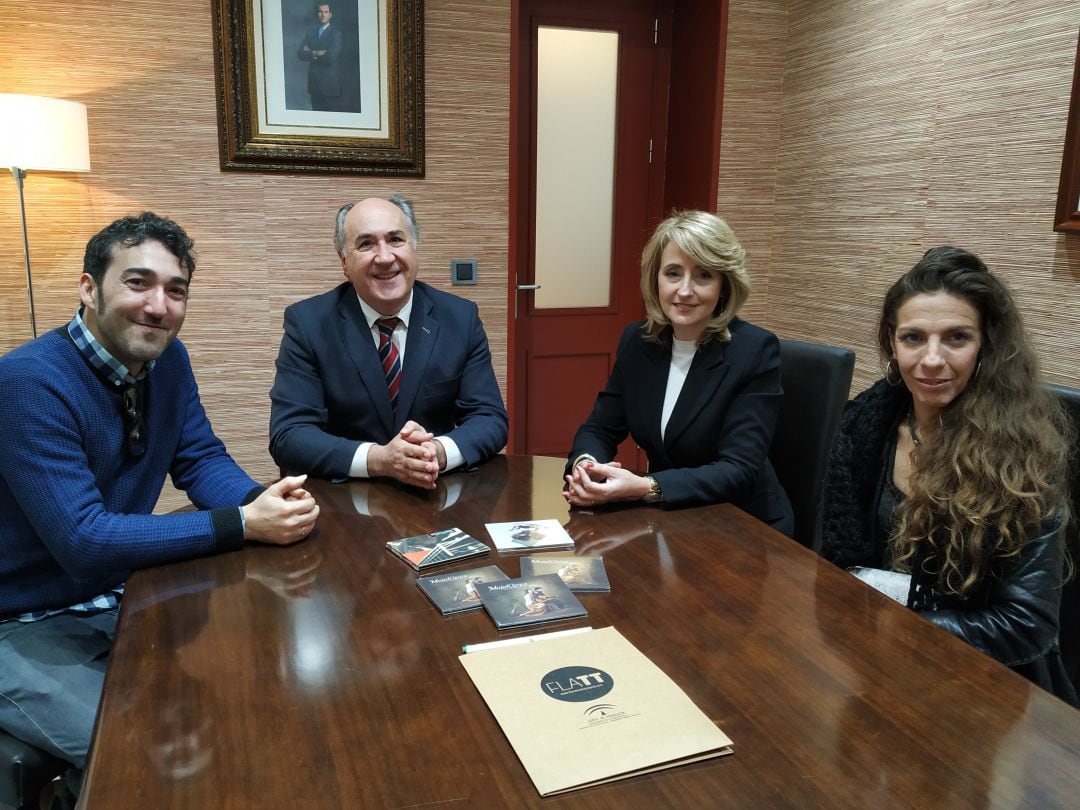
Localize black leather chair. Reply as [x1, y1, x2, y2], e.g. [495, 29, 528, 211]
[0, 730, 63, 810]
[1047, 383, 1080, 691]
[769, 339, 855, 551]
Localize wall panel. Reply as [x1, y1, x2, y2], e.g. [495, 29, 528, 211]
[720, 0, 1080, 394]
[4, 0, 1078, 515]
[0, 0, 511, 511]
[714, 0, 787, 326]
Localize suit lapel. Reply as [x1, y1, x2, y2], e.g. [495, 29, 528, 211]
[663, 338, 729, 448]
[337, 290, 395, 435]
[396, 284, 437, 430]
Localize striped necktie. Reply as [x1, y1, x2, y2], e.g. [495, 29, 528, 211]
[377, 317, 401, 414]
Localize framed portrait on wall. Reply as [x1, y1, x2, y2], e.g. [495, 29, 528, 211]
[211, 0, 424, 176]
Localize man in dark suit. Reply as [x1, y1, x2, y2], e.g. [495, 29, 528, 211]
[297, 2, 344, 111]
[269, 195, 508, 488]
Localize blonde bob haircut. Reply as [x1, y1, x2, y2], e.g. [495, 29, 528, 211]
[639, 210, 750, 344]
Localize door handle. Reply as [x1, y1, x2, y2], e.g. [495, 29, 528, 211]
[516, 284, 541, 291]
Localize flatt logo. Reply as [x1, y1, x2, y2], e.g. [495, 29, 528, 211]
[540, 665, 614, 703]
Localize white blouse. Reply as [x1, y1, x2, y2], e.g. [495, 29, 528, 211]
[660, 338, 697, 438]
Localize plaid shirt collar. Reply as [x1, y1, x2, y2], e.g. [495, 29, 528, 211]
[67, 309, 154, 387]
[11, 586, 125, 623]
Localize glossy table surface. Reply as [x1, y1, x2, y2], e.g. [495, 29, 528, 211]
[80, 455, 1080, 808]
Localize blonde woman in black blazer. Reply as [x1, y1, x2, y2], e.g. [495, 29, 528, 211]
[564, 210, 794, 536]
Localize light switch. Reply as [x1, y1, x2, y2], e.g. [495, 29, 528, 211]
[451, 259, 477, 285]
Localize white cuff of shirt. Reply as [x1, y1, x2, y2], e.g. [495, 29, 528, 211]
[349, 442, 375, 478]
[438, 436, 464, 472]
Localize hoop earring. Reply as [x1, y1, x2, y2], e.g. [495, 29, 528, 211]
[973, 360, 982, 380]
[885, 358, 902, 387]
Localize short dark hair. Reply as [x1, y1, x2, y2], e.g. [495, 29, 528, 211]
[83, 212, 196, 286]
[315, 1, 333, 12]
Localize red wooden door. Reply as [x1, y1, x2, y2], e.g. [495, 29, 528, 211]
[510, 0, 671, 465]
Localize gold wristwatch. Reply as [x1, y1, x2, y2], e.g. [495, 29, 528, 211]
[642, 476, 664, 504]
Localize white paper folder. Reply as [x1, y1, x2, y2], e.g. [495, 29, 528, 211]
[460, 626, 733, 796]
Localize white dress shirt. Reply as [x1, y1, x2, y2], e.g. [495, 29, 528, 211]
[348, 293, 464, 477]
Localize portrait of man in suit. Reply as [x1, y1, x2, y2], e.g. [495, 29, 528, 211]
[269, 195, 509, 488]
[296, 2, 345, 111]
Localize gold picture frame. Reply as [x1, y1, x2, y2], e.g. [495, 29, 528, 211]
[1055, 30, 1080, 233]
[211, 0, 424, 176]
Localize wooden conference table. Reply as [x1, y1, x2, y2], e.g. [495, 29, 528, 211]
[80, 455, 1080, 808]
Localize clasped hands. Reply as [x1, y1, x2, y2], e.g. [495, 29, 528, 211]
[562, 460, 652, 507]
[243, 475, 321, 545]
[368, 420, 447, 490]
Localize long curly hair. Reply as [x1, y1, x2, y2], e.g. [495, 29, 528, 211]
[877, 246, 1073, 596]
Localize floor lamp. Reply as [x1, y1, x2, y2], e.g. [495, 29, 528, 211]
[0, 94, 91, 338]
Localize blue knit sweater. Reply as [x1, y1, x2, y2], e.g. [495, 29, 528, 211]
[0, 329, 260, 617]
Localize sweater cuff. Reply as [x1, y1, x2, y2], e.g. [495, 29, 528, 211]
[210, 507, 246, 552]
[242, 485, 265, 505]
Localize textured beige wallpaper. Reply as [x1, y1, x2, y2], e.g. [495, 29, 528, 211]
[719, 0, 1080, 395]
[0, 0, 510, 511]
[3, 0, 1078, 514]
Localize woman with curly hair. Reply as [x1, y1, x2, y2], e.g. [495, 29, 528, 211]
[823, 246, 1076, 703]
[563, 210, 793, 534]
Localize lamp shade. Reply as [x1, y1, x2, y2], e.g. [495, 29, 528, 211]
[0, 94, 90, 172]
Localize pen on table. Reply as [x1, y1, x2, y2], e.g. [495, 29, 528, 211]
[462, 626, 594, 654]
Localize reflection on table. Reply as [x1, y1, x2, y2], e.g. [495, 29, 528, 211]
[81, 455, 1080, 808]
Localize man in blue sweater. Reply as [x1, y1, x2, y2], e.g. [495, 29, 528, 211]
[0, 212, 320, 802]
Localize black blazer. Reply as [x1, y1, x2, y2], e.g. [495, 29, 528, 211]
[568, 319, 794, 534]
[822, 379, 1078, 705]
[269, 281, 508, 481]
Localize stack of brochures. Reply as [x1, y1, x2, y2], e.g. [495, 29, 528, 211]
[385, 527, 489, 571]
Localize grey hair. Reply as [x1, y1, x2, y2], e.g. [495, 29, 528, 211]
[333, 194, 420, 258]
[388, 194, 420, 245]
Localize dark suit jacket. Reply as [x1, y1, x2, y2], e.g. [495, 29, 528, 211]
[568, 319, 794, 533]
[297, 23, 344, 99]
[270, 281, 508, 481]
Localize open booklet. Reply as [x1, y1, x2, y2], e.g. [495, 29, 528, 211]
[459, 626, 732, 796]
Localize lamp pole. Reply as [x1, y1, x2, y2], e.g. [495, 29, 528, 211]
[10, 166, 37, 338]
[2, 95, 92, 340]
